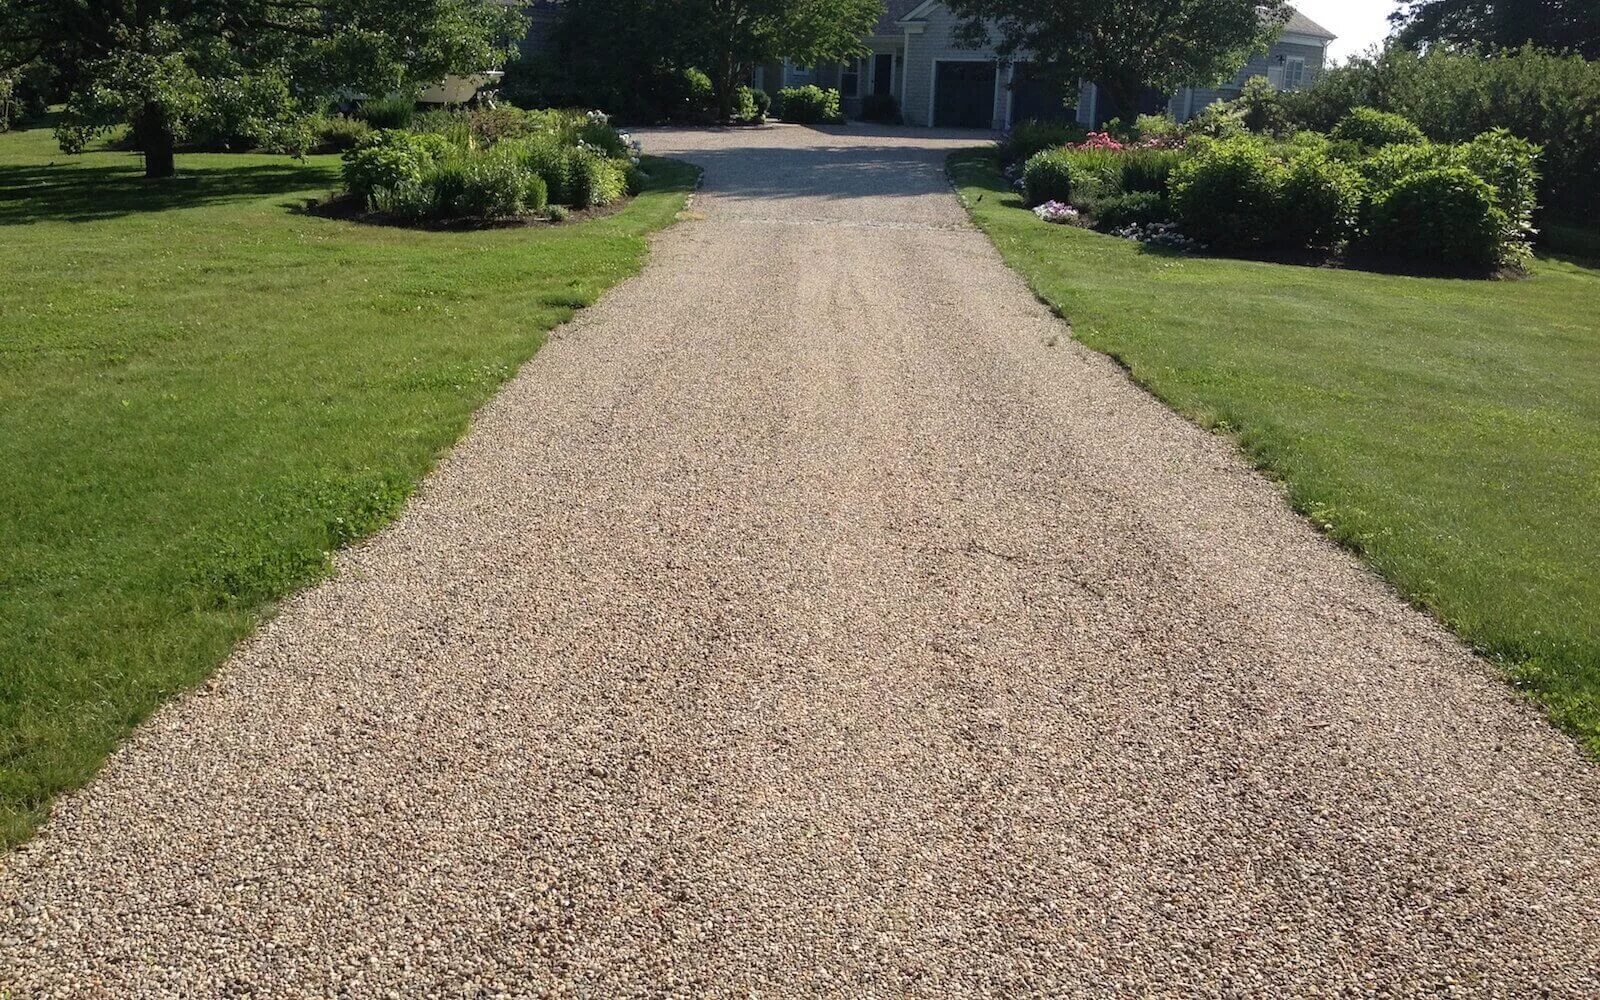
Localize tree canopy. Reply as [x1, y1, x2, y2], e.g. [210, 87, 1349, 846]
[0, 0, 522, 176]
[942, 0, 1288, 124]
[1391, 0, 1600, 59]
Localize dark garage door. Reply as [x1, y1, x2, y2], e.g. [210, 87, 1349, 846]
[1009, 62, 1076, 126]
[934, 61, 997, 128]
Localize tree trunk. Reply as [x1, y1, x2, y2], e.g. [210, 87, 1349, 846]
[716, 48, 737, 123]
[135, 103, 176, 179]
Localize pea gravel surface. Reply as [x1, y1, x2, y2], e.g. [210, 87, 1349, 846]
[4, 124, 1600, 998]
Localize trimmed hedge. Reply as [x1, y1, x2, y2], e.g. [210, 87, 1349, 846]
[776, 85, 843, 124]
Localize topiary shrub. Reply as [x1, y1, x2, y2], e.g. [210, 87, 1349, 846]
[775, 85, 843, 124]
[1169, 136, 1286, 249]
[749, 87, 772, 120]
[1369, 166, 1507, 271]
[1332, 107, 1425, 148]
[1022, 148, 1075, 206]
[1277, 151, 1365, 251]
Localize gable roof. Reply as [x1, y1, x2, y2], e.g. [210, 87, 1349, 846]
[877, 0, 926, 34]
[1282, 7, 1337, 40]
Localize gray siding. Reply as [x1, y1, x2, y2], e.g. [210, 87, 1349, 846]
[902, 6, 1007, 128]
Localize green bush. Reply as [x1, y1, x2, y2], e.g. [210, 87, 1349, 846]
[1000, 119, 1085, 164]
[1022, 148, 1075, 205]
[578, 113, 629, 158]
[732, 86, 765, 124]
[1283, 45, 1597, 220]
[354, 95, 417, 131]
[503, 135, 575, 204]
[1095, 191, 1170, 229]
[860, 93, 900, 123]
[1169, 136, 1286, 249]
[1279, 152, 1364, 251]
[1117, 149, 1183, 194]
[749, 87, 773, 120]
[1189, 99, 1247, 139]
[1369, 166, 1507, 270]
[1235, 75, 1293, 137]
[0, 75, 11, 133]
[1457, 128, 1541, 237]
[1332, 107, 1425, 148]
[342, 131, 442, 206]
[1133, 113, 1184, 145]
[776, 85, 843, 124]
[567, 146, 628, 207]
[313, 114, 374, 153]
[677, 68, 717, 122]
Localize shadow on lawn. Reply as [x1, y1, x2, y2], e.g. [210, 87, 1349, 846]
[0, 159, 338, 226]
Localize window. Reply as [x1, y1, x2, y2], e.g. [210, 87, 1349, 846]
[841, 58, 862, 98]
[1283, 57, 1307, 90]
[786, 61, 815, 86]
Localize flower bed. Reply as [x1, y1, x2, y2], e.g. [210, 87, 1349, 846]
[1005, 100, 1542, 276]
[337, 108, 643, 225]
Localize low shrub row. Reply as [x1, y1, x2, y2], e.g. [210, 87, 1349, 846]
[340, 109, 638, 223]
[775, 86, 843, 124]
[1019, 106, 1541, 273]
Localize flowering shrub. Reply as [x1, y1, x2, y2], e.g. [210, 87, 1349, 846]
[1074, 131, 1124, 151]
[1032, 200, 1081, 224]
[1113, 221, 1206, 252]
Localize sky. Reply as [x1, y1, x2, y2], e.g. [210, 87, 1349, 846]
[1293, 0, 1401, 63]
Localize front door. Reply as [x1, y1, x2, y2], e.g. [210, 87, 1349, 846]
[874, 53, 894, 97]
[934, 61, 997, 128]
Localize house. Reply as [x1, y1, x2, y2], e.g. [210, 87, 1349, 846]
[754, 3, 1336, 130]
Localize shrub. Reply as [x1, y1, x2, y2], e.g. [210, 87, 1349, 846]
[342, 131, 440, 206]
[1095, 191, 1170, 229]
[1169, 136, 1286, 249]
[776, 85, 843, 124]
[1332, 107, 1427, 149]
[313, 114, 374, 153]
[1278, 152, 1364, 251]
[578, 111, 629, 158]
[1353, 140, 1455, 193]
[676, 67, 717, 122]
[748, 87, 772, 120]
[732, 86, 765, 124]
[1133, 113, 1185, 146]
[999, 119, 1086, 164]
[354, 95, 417, 130]
[1235, 75, 1293, 137]
[1022, 148, 1075, 206]
[1189, 99, 1247, 139]
[1279, 45, 1598, 220]
[502, 135, 576, 204]
[1456, 128, 1541, 238]
[1117, 148, 1183, 194]
[860, 93, 900, 124]
[0, 75, 15, 133]
[1369, 166, 1507, 270]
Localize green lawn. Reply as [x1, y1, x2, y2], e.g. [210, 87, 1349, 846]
[950, 149, 1600, 751]
[0, 121, 698, 845]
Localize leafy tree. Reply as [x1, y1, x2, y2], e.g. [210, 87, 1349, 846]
[1391, 1, 1600, 59]
[547, 0, 880, 122]
[0, 0, 522, 178]
[696, 0, 882, 121]
[943, 0, 1289, 124]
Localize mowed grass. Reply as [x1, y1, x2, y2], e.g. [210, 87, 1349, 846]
[0, 121, 698, 845]
[949, 149, 1600, 750]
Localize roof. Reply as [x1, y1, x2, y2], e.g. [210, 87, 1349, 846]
[877, 0, 925, 35]
[1282, 6, 1337, 40]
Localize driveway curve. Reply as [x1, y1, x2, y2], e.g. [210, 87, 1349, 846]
[4, 123, 1600, 997]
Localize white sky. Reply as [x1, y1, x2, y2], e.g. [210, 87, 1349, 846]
[1293, 0, 1402, 63]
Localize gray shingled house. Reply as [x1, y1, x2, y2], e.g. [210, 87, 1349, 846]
[752, 3, 1336, 129]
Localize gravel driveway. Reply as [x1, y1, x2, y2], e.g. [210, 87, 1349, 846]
[5, 123, 1600, 997]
